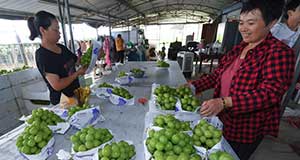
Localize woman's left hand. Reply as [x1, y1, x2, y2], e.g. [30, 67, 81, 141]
[200, 98, 224, 117]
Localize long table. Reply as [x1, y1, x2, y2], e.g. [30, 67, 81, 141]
[0, 61, 187, 160]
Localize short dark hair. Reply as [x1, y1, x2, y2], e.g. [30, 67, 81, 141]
[27, 11, 56, 40]
[117, 34, 122, 38]
[241, 0, 285, 25]
[284, 0, 300, 19]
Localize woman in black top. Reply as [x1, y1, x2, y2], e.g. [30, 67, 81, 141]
[28, 11, 87, 105]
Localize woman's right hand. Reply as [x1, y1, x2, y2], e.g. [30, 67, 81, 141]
[76, 66, 88, 76]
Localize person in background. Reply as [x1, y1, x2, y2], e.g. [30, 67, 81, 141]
[28, 10, 87, 105]
[161, 42, 166, 53]
[115, 34, 125, 63]
[212, 40, 222, 53]
[197, 39, 205, 50]
[80, 40, 87, 53]
[144, 39, 149, 49]
[188, 0, 294, 159]
[271, 0, 300, 48]
[146, 47, 157, 61]
[103, 36, 112, 68]
[109, 36, 117, 63]
[68, 40, 82, 60]
[75, 40, 82, 58]
[85, 40, 92, 51]
[136, 42, 147, 61]
[271, 0, 300, 105]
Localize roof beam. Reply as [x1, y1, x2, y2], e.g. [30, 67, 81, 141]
[133, 1, 220, 11]
[115, 2, 219, 20]
[130, 3, 218, 19]
[115, 21, 206, 27]
[114, 0, 145, 17]
[39, 0, 124, 20]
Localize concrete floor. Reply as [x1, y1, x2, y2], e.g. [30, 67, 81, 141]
[190, 62, 300, 160]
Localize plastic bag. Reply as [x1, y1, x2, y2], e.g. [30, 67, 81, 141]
[90, 83, 119, 99]
[68, 106, 105, 129]
[144, 127, 203, 160]
[19, 108, 70, 134]
[148, 96, 181, 113]
[175, 99, 200, 114]
[48, 122, 70, 134]
[19, 137, 55, 160]
[143, 127, 163, 160]
[72, 139, 112, 160]
[115, 75, 134, 85]
[191, 117, 227, 158]
[208, 140, 240, 160]
[85, 40, 101, 74]
[109, 93, 135, 106]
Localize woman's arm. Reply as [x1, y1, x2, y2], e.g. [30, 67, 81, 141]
[46, 67, 87, 91]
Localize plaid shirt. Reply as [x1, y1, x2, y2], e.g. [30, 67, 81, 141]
[191, 33, 295, 143]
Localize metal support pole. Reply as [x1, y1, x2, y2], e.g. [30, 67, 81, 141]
[57, 0, 67, 46]
[96, 28, 98, 38]
[15, 31, 28, 65]
[65, 0, 75, 54]
[127, 18, 130, 42]
[109, 16, 112, 37]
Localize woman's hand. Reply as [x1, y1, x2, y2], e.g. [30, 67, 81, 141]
[200, 98, 224, 117]
[76, 66, 88, 76]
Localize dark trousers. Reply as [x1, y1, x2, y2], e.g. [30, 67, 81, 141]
[228, 136, 264, 160]
[117, 50, 125, 63]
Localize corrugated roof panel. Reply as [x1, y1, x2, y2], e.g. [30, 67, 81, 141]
[0, 0, 237, 26]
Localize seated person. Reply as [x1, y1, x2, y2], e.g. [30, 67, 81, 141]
[146, 47, 157, 61]
[127, 45, 140, 61]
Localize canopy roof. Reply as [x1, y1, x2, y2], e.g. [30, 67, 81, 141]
[0, 0, 238, 27]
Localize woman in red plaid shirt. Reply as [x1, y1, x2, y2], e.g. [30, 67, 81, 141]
[189, 0, 295, 159]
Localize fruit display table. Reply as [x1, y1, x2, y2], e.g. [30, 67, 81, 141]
[97, 61, 186, 87]
[0, 61, 187, 160]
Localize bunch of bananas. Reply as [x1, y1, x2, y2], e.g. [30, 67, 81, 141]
[74, 87, 91, 105]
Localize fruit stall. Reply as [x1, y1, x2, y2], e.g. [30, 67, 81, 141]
[0, 61, 239, 160]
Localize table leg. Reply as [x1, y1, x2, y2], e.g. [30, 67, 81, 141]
[199, 58, 203, 73]
[209, 58, 214, 73]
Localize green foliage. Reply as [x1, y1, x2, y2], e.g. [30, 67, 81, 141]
[0, 65, 30, 75]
